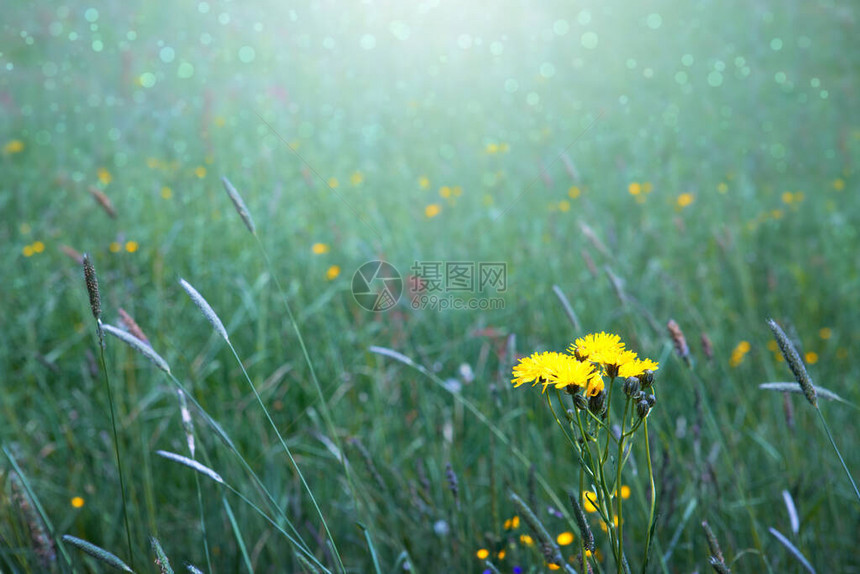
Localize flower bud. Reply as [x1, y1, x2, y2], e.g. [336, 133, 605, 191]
[636, 399, 651, 419]
[573, 394, 589, 411]
[623, 377, 640, 397]
[588, 391, 606, 415]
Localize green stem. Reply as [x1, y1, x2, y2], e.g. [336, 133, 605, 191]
[641, 419, 657, 574]
[816, 407, 860, 503]
[97, 336, 134, 569]
[227, 342, 344, 571]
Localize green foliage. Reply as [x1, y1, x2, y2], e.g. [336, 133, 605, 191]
[1, 0, 858, 572]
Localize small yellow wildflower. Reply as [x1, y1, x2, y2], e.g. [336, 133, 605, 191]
[194, 166, 207, 178]
[520, 534, 534, 546]
[569, 332, 625, 363]
[350, 171, 364, 185]
[833, 178, 845, 191]
[328, 177, 339, 189]
[3, 139, 24, 154]
[558, 200, 570, 212]
[781, 191, 794, 204]
[557, 532, 575, 546]
[497, 549, 506, 560]
[628, 182, 641, 195]
[504, 515, 520, 530]
[439, 186, 451, 198]
[677, 193, 694, 208]
[425, 204, 441, 218]
[22, 245, 34, 257]
[717, 182, 728, 193]
[326, 265, 340, 280]
[568, 186, 581, 198]
[32, 241, 45, 254]
[620, 485, 631, 499]
[71, 496, 85, 508]
[312, 243, 330, 254]
[97, 167, 112, 185]
[161, 186, 173, 199]
[618, 357, 659, 379]
[486, 142, 499, 154]
[476, 548, 489, 560]
[109, 242, 121, 253]
[418, 175, 430, 189]
[819, 327, 832, 340]
[805, 351, 818, 365]
[547, 564, 561, 571]
[125, 241, 138, 253]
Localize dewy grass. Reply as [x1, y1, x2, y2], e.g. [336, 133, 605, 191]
[100, 306, 325, 570]
[767, 318, 860, 503]
[179, 277, 343, 570]
[81, 254, 134, 569]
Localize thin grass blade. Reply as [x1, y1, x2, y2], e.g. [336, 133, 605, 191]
[768, 527, 816, 574]
[155, 450, 224, 484]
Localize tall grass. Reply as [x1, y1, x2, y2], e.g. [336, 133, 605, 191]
[2, 0, 859, 571]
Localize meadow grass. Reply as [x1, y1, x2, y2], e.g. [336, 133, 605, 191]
[2, 0, 859, 572]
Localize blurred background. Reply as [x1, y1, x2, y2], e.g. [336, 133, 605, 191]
[2, 0, 858, 571]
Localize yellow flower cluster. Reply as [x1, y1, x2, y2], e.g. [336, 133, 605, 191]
[512, 332, 658, 396]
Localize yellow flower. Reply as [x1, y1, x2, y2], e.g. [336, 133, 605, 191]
[833, 178, 845, 191]
[511, 351, 557, 388]
[819, 327, 832, 340]
[22, 245, 34, 257]
[805, 351, 818, 365]
[125, 241, 138, 253]
[781, 191, 794, 204]
[737, 340, 751, 353]
[328, 177, 339, 189]
[618, 357, 659, 378]
[109, 242, 121, 253]
[504, 515, 520, 530]
[476, 548, 489, 560]
[425, 204, 441, 218]
[497, 549, 506, 560]
[326, 265, 340, 280]
[3, 139, 24, 154]
[548, 564, 561, 571]
[194, 166, 207, 178]
[161, 186, 173, 199]
[717, 182, 728, 193]
[32, 241, 45, 254]
[677, 193, 694, 208]
[557, 532, 575, 546]
[71, 496, 85, 508]
[620, 485, 631, 499]
[418, 175, 430, 189]
[582, 491, 599, 513]
[628, 182, 641, 195]
[486, 142, 499, 154]
[520, 534, 534, 546]
[312, 243, 330, 254]
[558, 200, 570, 212]
[546, 354, 601, 393]
[97, 167, 112, 185]
[439, 186, 451, 198]
[569, 332, 625, 363]
[350, 171, 364, 185]
[568, 186, 581, 198]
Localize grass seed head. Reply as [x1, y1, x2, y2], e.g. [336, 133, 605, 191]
[82, 253, 101, 322]
[667, 319, 690, 365]
[88, 186, 117, 218]
[118, 307, 149, 345]
[767, 318, 817, 407]
[221, 176, 256, 235]
[179, 278, 229, 341]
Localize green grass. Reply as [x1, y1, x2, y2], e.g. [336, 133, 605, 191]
[2, 0, 859, 571]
